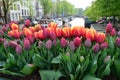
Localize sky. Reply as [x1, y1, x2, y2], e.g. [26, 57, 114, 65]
[67, 0, 93, 9]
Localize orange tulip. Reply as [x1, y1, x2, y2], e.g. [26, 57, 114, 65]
[34, 32, 39, 39]
[29, 27, 35, 33]
[11, 23, 19, 30]
[48, 22, 57, 29]
[35, 24, 42, 31]
[23, 28, 33, 37]
[96, 32, 106, 43]
[62, 27, 71, 38]
[8, 30, 21, 38]
[85, 28, 96, 41]
[55, 28, 62, 38]
[38, 30, 45, 40]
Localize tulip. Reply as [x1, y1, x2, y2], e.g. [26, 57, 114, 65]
[48, 22, 57, 29]
[66, 52, 70, 56]
[0, 38, 5, 43]
[38, 41, 43, 48]
[0, 29, 4, 36]
[96, 32, 106, 43]
[116, 38, 120, 48]
[11, 23, 19, 30]
[73, 37, 81, 47]
[29, 27, 35, 33]
[80, 56, 84, 63]
[35, 24, 41, 31]
[93, 43, 100, 53]
[110, 28, 116, 36]
[62, 27, 71, 38]
[104, 55, 111, 64]
[14, 39, 20, 44]
[84, 38, 92, 48]
[100, 42, 108, 50]
[8, 30, 21, 39]
[46, 39, 52, 49]
[34, 32, 39, 39]
[53, 39, 57, 46]
[2, 26, 7, 32]
[25, 19, 31, 27]
[38, 30, 45, 40]
[55, 28, 62, 38]
[27, 36, 35, 44]
[69, 41, 75, 51]
[16, 44, 22, 54]
[49, 32, 56, 40]
[106, 23, 113, 33]
[43, 28, 50, 38]
[118, 31, 120, 37]
[4, 40, 9, 48]
[60, 37, 67, 48]
[23, 38, 31, 50]
[9, 41, 18, 48]
[23, 28, 33, 37]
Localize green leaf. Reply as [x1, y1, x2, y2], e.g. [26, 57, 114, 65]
[69, 74, 74, 80]
[108, 37, 114, 55]
[75, 64, 81, 77]
[39, 70, 63, 80]
[114, 60, 120, 75]
[89, 59, 97, 75]
[20, 64, 36, 75]
[0, 69, 25, 77]
[83, 74, 101, 80]
[51, 55, 61, 64]
[0, 61, 5, 68]
[8, 53, 16, 65]
[100, 62, 110, 78]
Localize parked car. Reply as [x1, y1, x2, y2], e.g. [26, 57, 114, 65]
[85, 18, 96, 28]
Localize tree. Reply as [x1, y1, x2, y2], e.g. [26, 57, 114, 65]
[39, 0, 52, 16]
[2, 0, 19, 23]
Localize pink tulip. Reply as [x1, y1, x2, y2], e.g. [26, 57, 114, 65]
[16, 44, 22, 54]
[60, 38, 67, 48]
[46, 39, 52, 49]
[27, 36, 35, 44]
[0, 38, 5, 43]
[106, 23, 113, 33]
[53, 39, 57, 46]
[110, 28, 116, 36]
[0, 30, 4, 36]
[9, 41, 18, 48]
[43, 28, 50, 38]
[116, 38, 120, 48]
[23, 38, 31, 50]
[69, 41, 75, 51]
[84, 38, 92, 48]
[93, 43, 100, 53]
[25, 19, 31, 27]
[73, 37, 81, 47]
[100, 42, 108, 50]
[38, 41, 43, 48]
[50, 32, 56, 40]
[4, 40, 9, 48]
[117, 31, 120, 37]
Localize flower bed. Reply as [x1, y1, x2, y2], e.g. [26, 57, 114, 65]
[0, 21, 119, 80]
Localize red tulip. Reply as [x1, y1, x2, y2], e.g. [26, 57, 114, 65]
[96, 32, 106, 43]
[100, 42, 108, 50]
[48, 22, 57, 29]
[23, 28, 33, 37]
[62, 27, 71, 38]
[29, 27, 35, 33]
[73, 37, 81, 47]
[46, 39, 52, 49]
[60, 37, 67, 48]
[8, 30, 21, 39]
[84, 38, 92, 48]
[93, 43, 100, 53]
[23, 38, 31, 50]
[9, 41, 18, 48]
[16, 44, 22, 54]
[116, 38, 120, 48]
[55, 28, 62, 38]
[43, 28, 50, 38]
[69, 41, 75, 51]
[110, 28, 116, 36]
[106, 23, 113, 33]
[34, 32, 39, 39]
[38, 30, 46, 40]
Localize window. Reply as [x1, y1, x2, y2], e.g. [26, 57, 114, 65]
[12, 13, 14, 20]
[22, 9, 24, 15]
[17, 5, 20, 10]
[15, 13, 18, 20]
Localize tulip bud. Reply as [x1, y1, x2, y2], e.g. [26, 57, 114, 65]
[38, 41, 43, 48]
[93, 43, 100, 53]
[106, 23, 113, 33]
[116, 38, 120, 48]
[80, 56, 84, 63]
[73, 37, 81, 47]
[50, 32, 56, 40]
[25, 19, 31, 27]
[53, 39, 57, 46]
[84, 38, 92, 48]
[100, 42, 108, 50]
[46, 39, 52, 49]
[9, 41, 18, 48]
[2, 26, 7, 32]
[14, 39, 20, 44]
[69, 41, 75, 51]
[27, 36, 35, 44]
[43, 28, 49, 38]
[66, 52, 70, 56]
[23, 38, 31, 50]
[110, 28, 116, 36]
[4, 40, 9, 48]
[16, 44, 22, 54]
[0, 30, 4, 36]
[60, 38, 67, 48]
[117, 31, 120, 37]
[104, 55, 111, 64]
